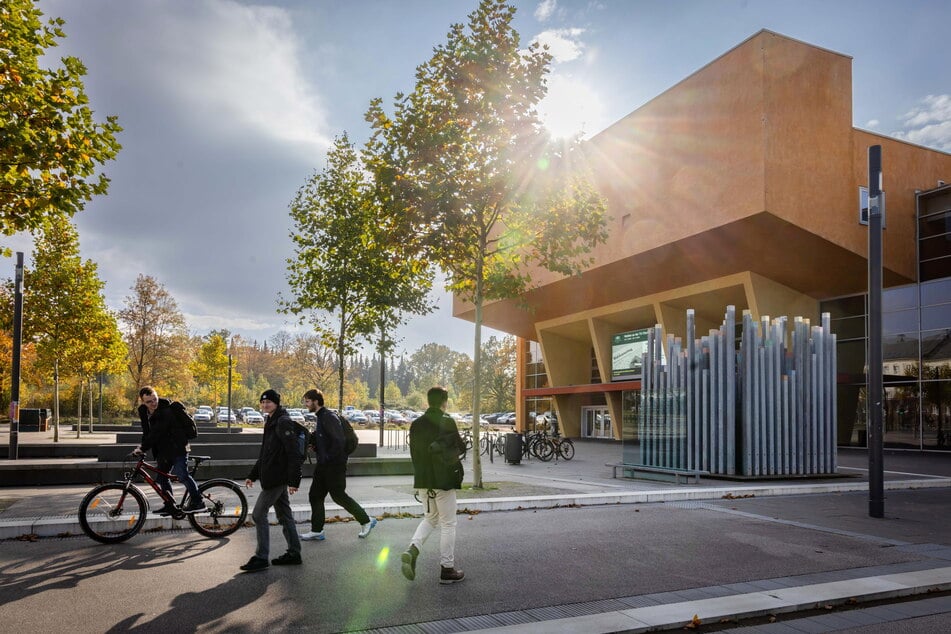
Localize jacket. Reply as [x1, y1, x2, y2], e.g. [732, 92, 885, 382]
[138, 398, 190, 461]
[409, 407, 465, 490]
[247, 406, 303, 489]
[313, 407, 347, 466]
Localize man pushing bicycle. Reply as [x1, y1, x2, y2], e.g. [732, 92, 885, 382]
[135, 386, 205, 515]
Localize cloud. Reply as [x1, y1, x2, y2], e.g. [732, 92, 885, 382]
[534, 0, 558, 22]
[866, 119, 880, 128]
[534, 28, 587, 64]
[891, 94, 951, 152]
[141, 0, 331, 157]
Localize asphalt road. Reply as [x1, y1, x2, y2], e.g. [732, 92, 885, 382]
[0, 494, 943, 633]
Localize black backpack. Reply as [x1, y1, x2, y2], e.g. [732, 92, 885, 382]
[172, 402, 198, 440]
[293, 421, 313, 463]
[340, 416, 359, 455]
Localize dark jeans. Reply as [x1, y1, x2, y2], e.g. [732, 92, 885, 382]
[252, 485, 300, 560]
[157, 455, 201, 503]
[309, 463, 369, 531]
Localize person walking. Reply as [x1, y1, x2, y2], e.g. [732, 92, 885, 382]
[299, 388, 377, 541]
[135, 386, 204, 515]
[241, 389, 303, 572]
[401, 386, 466, 584]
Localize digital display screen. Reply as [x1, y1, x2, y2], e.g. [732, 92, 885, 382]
[611, 328, 649, 381]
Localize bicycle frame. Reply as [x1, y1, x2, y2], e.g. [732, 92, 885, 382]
[119, 455, 197, 519]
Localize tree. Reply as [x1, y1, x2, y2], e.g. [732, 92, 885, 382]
[191, 334, 240, 408]
[24, 219, 126, 438]
[366, 0, 608, 485]
[481, 335, 516, 412]
[118, 274, 190, 401]
[283, 133, 433, 414]
[0, 0, 122, 242]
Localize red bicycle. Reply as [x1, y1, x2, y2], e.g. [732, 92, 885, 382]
[78, 454, 248, 544]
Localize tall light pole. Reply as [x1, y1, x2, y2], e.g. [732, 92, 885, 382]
[8, 253, 24, 460]
[867, 145, 885, 518]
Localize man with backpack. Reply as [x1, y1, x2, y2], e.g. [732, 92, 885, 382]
[135, 386, 204, 515]
[299, 388, 377, 541]
[400, 386, 466, 584]
[242, 389, 303, 571]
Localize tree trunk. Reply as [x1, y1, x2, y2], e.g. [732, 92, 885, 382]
[338, 307, 346, 412]
[76, 378, 83, 439]
[53, 358, 60, 443]
[471, 283, 484, 488]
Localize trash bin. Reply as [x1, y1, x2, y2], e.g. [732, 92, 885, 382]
[504, 433, 522, 464]
[19, 408, 50, 432]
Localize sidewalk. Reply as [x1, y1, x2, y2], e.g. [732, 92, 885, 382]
[2, 437, 950, 632]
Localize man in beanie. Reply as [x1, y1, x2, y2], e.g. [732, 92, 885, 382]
[241, 389, 303, 572]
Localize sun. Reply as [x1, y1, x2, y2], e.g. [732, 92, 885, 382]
[538, 75, 604, 140]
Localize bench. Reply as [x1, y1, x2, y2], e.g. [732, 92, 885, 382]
[606, 462, 707, 485]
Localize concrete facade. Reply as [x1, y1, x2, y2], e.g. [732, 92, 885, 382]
[453, 30, 951, 440]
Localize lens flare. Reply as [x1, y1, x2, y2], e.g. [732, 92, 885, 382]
[376, 546, 390, 570]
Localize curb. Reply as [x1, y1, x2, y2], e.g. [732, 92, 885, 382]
[4, 476, 949, 540]
[458, 566, 951, 633]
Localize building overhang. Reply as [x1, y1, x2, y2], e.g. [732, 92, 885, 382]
[454, 210, 911, 340]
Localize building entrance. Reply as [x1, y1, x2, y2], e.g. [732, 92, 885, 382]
[582, 406, 612, 439]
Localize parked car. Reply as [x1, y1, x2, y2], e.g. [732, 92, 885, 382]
[363, 410, 381, 424]
[303, 410, 317, 423]
[496, 412, 516, 426]
[216, 407, 237, 423]
[286, 408, 306, 424]
[193, 406, 213, 423]
[243, 409, 264, 424]
[346, 411, 368, 425]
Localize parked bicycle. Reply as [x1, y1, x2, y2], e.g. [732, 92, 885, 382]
[535, 434, 575, 462]
[78, 453, 248, 544]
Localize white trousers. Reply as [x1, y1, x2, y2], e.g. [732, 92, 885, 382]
[410, 488, 457, 568]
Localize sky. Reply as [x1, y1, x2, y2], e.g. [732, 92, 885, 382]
[4, 0, 951, 357]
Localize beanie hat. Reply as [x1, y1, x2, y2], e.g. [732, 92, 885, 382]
[259, 389, 281, 405]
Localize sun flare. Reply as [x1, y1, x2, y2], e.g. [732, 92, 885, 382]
[538, 75, 604, 140]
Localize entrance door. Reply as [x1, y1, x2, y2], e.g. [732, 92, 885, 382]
[581, 406, 613, 439]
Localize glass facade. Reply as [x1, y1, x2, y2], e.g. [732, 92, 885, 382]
[823, 186, 951, 451]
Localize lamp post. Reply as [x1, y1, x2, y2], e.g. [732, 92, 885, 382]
[8, 253, 24, 460]
[867, 145, 885, 519]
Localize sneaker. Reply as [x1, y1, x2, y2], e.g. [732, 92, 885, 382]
[439, 566, 465, 584]
[183, 498, 207, 513]
[271, 552, 302, 566]
[300, 531, 325, 541]
[154, 503, 177, 516]
[239, 556, 269, 572]
[401, 544, 419, 581]
[358, 518, 378, 538]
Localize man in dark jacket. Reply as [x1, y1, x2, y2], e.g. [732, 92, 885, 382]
[241, 389, 303, 572]
[299, 388, 377, 541]
[135, 386, 203, 515]
[400, 386, 466, 584]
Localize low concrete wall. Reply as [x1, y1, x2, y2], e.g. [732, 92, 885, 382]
[0, 456, 412, 486]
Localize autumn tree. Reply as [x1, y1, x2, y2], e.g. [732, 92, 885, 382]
[24, 219, 126, 438]
[481, 335, 516, 412]
[191, 333, 240, 409]
[118, 274, 190, 402]
[0, 0, 121, 243]
[366, 0, 608, 484]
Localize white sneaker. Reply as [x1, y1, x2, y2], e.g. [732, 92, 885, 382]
[358, 518, 378, 538]
[300, 531, 325, 541]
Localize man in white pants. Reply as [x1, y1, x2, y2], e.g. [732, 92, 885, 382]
[401, 386, 466, 584]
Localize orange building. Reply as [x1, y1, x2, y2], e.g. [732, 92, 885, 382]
[453, 30, 951, 449]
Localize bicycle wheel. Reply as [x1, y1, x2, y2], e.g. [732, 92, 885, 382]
[187, 479, 248, 538]
[480, 434, 491, 455]
[559, 439, 575, 460]
[78, 483, 148, 544]
[495, 435, 506, 456]
[535, 439, 555, 462]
